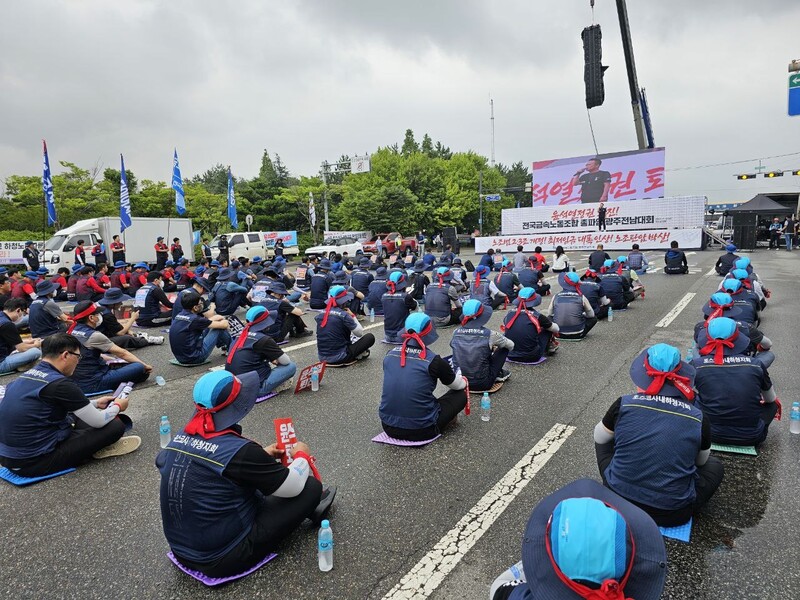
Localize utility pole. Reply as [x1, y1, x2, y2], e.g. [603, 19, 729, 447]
[478, 170, 484, 236]
[615, 0, 647, 150]
[321, 161, 330, 232]
[490, 97, 495, 168]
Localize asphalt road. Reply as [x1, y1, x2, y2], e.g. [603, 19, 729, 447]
[1, 248, 799, 600]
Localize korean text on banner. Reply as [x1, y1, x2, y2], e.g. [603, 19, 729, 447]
[0, 241, 26, 265]
[263, 231, 298, 247]
[532, 148, 665, 206]
[476, 228, 703, 253]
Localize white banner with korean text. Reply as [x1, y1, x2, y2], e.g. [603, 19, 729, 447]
[475, 228, 703, 253]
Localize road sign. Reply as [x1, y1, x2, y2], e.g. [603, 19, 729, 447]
[484, 194, 501, 202]
[245, 214, 253, 226]
[789, 74, 800, 116]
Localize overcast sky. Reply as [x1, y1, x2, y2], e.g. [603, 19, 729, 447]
[1, 0, 799, 203]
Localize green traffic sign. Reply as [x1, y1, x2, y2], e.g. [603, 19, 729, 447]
[790, 74, 800, 89]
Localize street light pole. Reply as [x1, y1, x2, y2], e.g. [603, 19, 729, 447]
[321, 161, 330, 232]
[478, 170, 484, 236]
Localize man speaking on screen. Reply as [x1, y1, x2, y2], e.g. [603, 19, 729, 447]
[570, 157, 611, 204]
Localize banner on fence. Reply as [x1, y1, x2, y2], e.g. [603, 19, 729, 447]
[476, 228, 703, 253]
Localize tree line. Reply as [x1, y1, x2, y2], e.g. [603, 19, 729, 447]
[0, 130, 532, 249]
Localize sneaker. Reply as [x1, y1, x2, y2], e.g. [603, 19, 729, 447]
[274, 378, 295, 394]
[356, 350, 370, 360]
[311, 486, 337, 526]
[295, 329, 313, 338]
[147, 335, 165, 345]
[495, 368, 511, 382]
[546, 340, 559, 355]
[135, 332, 149, 340]
[92, 436, 142, 460]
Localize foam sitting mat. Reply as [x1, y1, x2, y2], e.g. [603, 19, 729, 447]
[255, 392, 278, 404]
[169, 358, 212, 367]
[167, 551, 278, 586]
[372, 432, 441, 447]
[658, 518, 692, 543]
[0, 371, 15, 377]
[506, 356, 547, 366]
[0, 467, 76, 487]
[711, 443, 758, 456]
[85, 389, 113, 398]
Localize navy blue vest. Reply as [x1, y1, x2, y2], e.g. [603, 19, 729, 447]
[134, 283, 163, 320]
[729, 290, 759, 324]
[213, 282, 245, 316]
[0, 361, 72, 459]
[255, 296, 285, 340]
[450, 326, 491, 384]
[580, 280, 602, 312]
[157, 431, 256, 563]
[694, 355, 768, 443]
[0, 313, 12, 362]
[552, 292, 585, 334]
[503, 309, 544, 361]
[70, 323, 110, 391]
[379, 345, 439, 429]
[169, 310, 209, 363]
[351, 270, 373, 296]
[470, 279, 491, 305]
[605, 394, 702, 510]
[516, 267, 539, 288]
[424, 284, 452, 318]
[382, 292, 410, 341]
[495, 272, 515, 297]
[171, 289, 195, 319]
[314, 308, 353, 363]
[599, 274, 624, 307]
[366, 279, 387, 314]
[226, 331, 272, 382]
[28, 297, 62, 338]
[309, 273, 332, 309]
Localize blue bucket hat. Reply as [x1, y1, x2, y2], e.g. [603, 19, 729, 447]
[24, 271, 39, 279]
[617, 255, 628, 263]
[230, 260, 240, 269]
[453, 257, 463, 266]
[697, 317, 750, 362]
[332, 271, 350, 285]
[725, 243, 737, 252]
[113, 260, 128, 268]
[413, 260, 426, 273]
[192, 277, 212, 293]
[195, 265, 206, 276]
[165, 260, 175, 267]
[318, 259, 332, 271]
[702, 292, 741, 318]
[403, 312, 439, 347]
[134, 262, 149, 269]
[734, 257, 751, 270]
[244, 305, 277, 332]
[558, 271, 582, 291]
[603, 259, 615, 269]
[475, 264, 489, 276]
[267, 281, 289, 296]
[216, 267, 235, 281]
[513, 286, 542, 307]
[328, 285, 354, 305]
[721, 278, 742, 293]
[98, 287, 133, 306]
[71, 264, 83, 273]
[25, 240, 34, 246]
[375, 266, 388, 278]
[461, 298, 493, 327]
[210, 260, 221, 267]
[35, 280, 60, 297]
[359, 257, 372, 268]
[36, 267, 49, 275]
[731, 268, 750, 282]
[252, 256, 263, 263]
[387, 270, 407, 292]
[191, 371, 260, 433]
[520, 479, 666, 600]
[629, 343, 696, 399]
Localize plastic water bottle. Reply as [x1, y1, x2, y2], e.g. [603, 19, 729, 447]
[481, 392, 491, 422]
[155, 375, 166, 387]
[790, 402, 800, 435]
[159, 416, 172, 449]
[686, 346, 694, 362]
[607, 307, 614, 322]
[311, 372, 320, 392]
[318, 520, 333, 572]
[369, 308, 375, 323]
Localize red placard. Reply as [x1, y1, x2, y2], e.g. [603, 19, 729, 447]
[294, 361, 327, 394]
[274, 417, 298, 466]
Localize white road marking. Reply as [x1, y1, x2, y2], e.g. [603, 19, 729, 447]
[655, 292, 696, 328]
[382, 423, 576, 600]
[706, 267, 717, 276]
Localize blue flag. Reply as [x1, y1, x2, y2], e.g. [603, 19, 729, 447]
[172, 148, 185, 215]
[192, 230, 202, 246]
[120, 154, 132, 233]
[42, 140, 58, 226]
[227, 167, 238, 229]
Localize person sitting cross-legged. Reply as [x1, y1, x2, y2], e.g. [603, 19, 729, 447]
[315, 286, 375, 365]
[501, 287, 559, 362]
[225, 306, 297, 396]
[594, 343, 723, 527]
[28, 279, 69, 338]
[379, 313, 468, 441]
[0, 298, 42, 373]
[547, 272, 597, 340]
[156, 371, 336, 579]
[169, 291, 232, 365]
[0, 333, 141, 477]
[450, 299, 514, 392]
[134, 271, 174, 327]
[97, 288, 163, 349]
[67, 301, 152, 394]
[381, 271, 418, 344]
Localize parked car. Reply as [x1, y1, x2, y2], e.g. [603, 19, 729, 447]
[361, 232, 417, 258]
[305, 236, 364, 259]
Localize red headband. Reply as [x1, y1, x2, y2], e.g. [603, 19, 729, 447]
[564, 277, 583, 296]
[185, 377, 242, 438]
[67, 304, 99, 333]
[461, 304, 484, 326]
[321, 289, 349, 327]
[643, 356, 695, 400]
[699, 328, 739, 365]
[501, 296, 541, 333]
[400, 321, 433, 367]
[707, 299, 733, 321]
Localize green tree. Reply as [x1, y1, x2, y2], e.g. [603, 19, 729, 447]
[421, 133, 434, 157]
[190, 164, 229, 195]
[401, 129, 419, 157]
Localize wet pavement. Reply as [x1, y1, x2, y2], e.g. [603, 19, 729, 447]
[1, 248, 798, 599]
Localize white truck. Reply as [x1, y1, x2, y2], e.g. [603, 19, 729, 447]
[209, 231, 299, 261]
[42, 217, 194, 268]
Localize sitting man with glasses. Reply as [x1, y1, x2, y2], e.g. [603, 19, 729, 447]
[0, 333, 141, 477]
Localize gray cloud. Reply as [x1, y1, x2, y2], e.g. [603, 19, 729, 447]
[1, 0, 799, 204]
